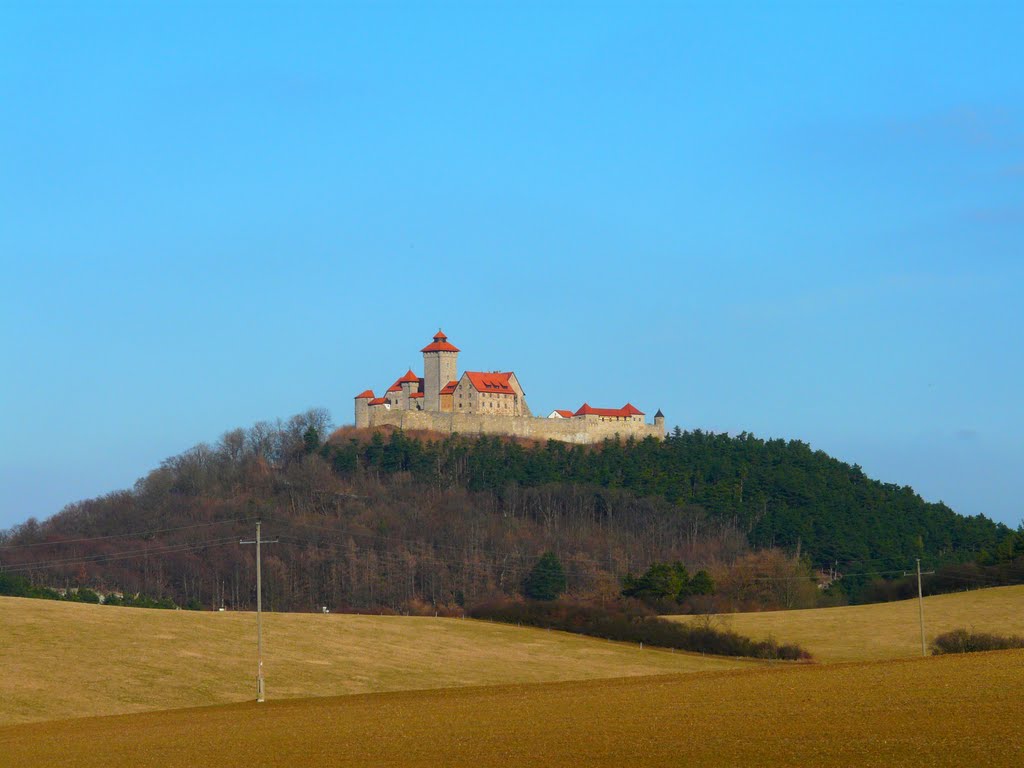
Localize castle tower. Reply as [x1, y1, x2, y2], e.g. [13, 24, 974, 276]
[354, 390, 374, 428]
[421, 329, 459, 412]
[654, 408, 665, 434]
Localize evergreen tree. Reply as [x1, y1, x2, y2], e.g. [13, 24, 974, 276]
[303, 425, 321, 453]
[523, 552, 567, 601]
[690, 569, 715, 595]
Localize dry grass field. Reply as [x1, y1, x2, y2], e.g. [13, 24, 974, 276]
[0, 596, 745, 725]
[665, 584, 1024, 662]
[2, 650, 1021, 768]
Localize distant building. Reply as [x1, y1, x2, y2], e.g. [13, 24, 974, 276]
[547, 409, 575, 419]
[354, 330, 665, 444]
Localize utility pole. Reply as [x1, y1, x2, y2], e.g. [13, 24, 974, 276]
[241, 521, 278, 702]
[906, 558, 935, 657]
[916, 559, 926, 657]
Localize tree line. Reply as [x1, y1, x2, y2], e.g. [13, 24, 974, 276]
[1, 410, 1018, 613]
[327, 425, 1016, 574]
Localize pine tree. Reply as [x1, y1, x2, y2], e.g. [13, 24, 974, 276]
[523, 552, 567, 601]
[690, 569, 715, 595]
[303, 426, 321, 453]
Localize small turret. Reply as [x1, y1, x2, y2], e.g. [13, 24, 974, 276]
[354, 390, 374, 428]
[654, 408, 665, 433]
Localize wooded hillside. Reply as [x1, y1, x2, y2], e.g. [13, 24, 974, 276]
[0, 410, 1015, 612]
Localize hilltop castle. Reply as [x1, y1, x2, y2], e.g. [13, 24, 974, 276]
[354, 330, 665, 444]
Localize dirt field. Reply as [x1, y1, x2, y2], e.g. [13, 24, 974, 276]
[664, 584, 1024, 662]
[2, 650, 1021, 768]
[0, 596, 744, 725]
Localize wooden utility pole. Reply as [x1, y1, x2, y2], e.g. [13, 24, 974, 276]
[916, 559, 926, 657]
[241, 521, 278, 702]
[907, 558, 934, 657]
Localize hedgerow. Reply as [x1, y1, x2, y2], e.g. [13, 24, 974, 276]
[470, 598, 811, 661]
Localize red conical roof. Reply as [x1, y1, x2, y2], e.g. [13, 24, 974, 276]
[421, 328, 460, 353]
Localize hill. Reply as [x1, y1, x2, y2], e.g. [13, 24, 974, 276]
[330, 426, 1013, 565]
[665, 584, 1024, 662]
[0, 596, 743, 726]
[2, 651, 1021, 767]
[1, 410, 1017, 611]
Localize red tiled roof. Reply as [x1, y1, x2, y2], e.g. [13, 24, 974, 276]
[421, 340, 460, 353]
[573, 402, 645, 418]
[387, 369, 420, 393]
[368, 398, 387, 406]
[409, 392, 424, 399]
[354, 390, 375, 399]
[421, 329, 460, 353]
[553, 409, 574, 418]
[464, 371, 517, 395]
[439, 380, 458, 395]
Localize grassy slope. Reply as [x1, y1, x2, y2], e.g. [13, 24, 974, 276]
[0, 596, 743, 725]
[665, 584, 1024, 662]
[2, 651, 1022, 768]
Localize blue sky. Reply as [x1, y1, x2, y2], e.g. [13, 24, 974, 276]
[1, 1, 1021, 530]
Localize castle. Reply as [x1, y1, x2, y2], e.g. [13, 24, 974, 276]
[354, 330, 665, 444]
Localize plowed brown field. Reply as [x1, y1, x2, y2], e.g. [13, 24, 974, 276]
[2, 650, 1021, 767]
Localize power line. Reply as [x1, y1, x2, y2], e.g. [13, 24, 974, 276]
[925, 572, 1024, 586]
[280, 517, 762, 573]
[3, 513, 1019, 592]
[274, 529, 945, 584]
[231, 516, 984, 578]
[274, 536, 527, 576]
[274, 535, 834, 585]
[0, 537, 240, 573]
[0, 517, 255, 550]
[278, 519, 541, 563]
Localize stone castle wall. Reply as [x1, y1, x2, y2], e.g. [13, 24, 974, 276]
[364, 407, 664, 444]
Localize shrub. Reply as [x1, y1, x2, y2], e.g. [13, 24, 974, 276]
[0, 572, 61, 600]
[470, 597, 812, 661]
[931, 628, 1024, 655]
[120, 593, 178, 609]
[0, 571, 33, 597]
[74, 588, 101, 604]
[622, 563, 717, 610]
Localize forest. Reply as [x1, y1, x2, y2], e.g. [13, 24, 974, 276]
[0, 409, 1019, 613]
